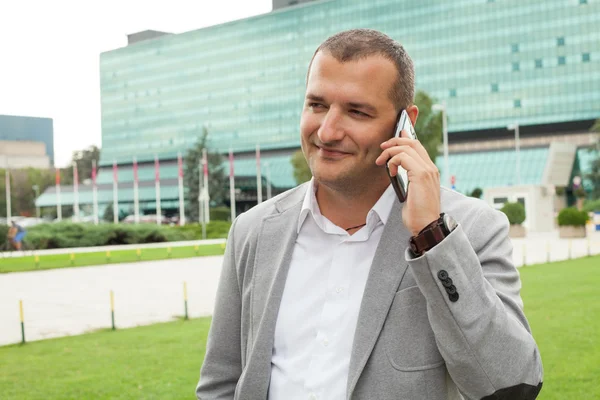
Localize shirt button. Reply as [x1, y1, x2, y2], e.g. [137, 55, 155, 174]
[323, 338, 329, 347]
[336, 287, 344, 294]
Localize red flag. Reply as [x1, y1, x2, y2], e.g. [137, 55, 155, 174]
[91, 161, 97, 185]
[55, 169, 60, 185]
[154, 156, 160, 182]
[178, 153, 183, 178]
[133, 158, 139, 183]
[203, 152, 208, 177]
[113, 161, 118, 183]
[73, 162, 79, 184]
[229, 149, 234, 178]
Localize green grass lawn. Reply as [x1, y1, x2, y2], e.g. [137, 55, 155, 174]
[519, 256, 600, 399]
[0, 318, 211, 400]
[0, 244, 226, 273]
[0, 256, 598, 399]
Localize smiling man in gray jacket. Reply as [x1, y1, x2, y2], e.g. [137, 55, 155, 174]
[196, 29, 543, 400]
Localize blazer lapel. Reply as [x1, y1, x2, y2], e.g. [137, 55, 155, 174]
[346, 200, 412, 397]
[237, 188, 305, 399]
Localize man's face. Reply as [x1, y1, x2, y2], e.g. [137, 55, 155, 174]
[300, 51, 400, 193]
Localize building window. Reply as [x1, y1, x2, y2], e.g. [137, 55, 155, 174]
[535, 59, 543, 68]
[449, 88, 457, 97]
[557, 37, 565, 46]
[491, 83, 499, 93]
[512, 62, 520, 71]
[558, 56, 566, 65]
[582, 53, 590, 62]
[511, 43, 519, 53]
[514, 99, 522, 108]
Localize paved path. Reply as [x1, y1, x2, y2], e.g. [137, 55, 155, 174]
[0, 257, 223, 346]
[1, 229, 599, 346]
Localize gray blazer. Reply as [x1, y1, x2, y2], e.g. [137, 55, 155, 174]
[197, 183, 543, 400]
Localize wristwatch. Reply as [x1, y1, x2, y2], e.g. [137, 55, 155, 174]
[409, 213, 458, 256]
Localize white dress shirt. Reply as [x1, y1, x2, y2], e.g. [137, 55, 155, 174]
[269, 179, 396, 400]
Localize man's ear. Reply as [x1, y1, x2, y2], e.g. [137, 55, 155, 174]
[407, 105, 419, 126]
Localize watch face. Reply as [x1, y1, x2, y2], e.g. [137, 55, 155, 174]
[443, 214, 458, 233]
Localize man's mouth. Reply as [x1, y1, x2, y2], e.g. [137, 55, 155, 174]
[317, 146, 350, 158]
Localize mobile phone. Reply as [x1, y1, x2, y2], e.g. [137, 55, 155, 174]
[386, 109, 418, 203]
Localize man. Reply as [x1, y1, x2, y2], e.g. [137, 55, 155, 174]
[8, 221, 26, 251]
[197, 29, 543, 399]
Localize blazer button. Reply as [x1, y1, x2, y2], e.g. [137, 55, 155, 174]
[442, 278, 453, 288]
[438, 270, 449, 281]
[449, 292, 459, 302]
[446, 285, 457, 295]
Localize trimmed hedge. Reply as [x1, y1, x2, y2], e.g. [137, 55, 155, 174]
[583, 199, 600, 213]
[557, 208, 589, 227]
[1, 221, 231, 250]
[500, 202, 526, 225]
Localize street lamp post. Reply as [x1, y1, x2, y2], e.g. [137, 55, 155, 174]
[432, 102, 450, 187]
[32, 185, 40, 219]
[507, 123, 521, 185]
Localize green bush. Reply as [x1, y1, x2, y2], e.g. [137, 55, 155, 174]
[174, 221, 232, 239]
[469, 187, 483, 199]
[0, 224, 9, 245]
[557, 208, 589, 227]
[500, 202, 526, 225]
[22, 222, 199, 250]
[210, 207, 231, 221]
[583, 199, 600, 213]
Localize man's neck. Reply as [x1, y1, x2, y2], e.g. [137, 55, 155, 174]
[315, 179, 389, 230]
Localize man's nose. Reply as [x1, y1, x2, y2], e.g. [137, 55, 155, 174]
[317, 109, 345, 144]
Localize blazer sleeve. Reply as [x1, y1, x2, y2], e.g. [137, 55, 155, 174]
[196, 217, 242, 399]
[406, 207, 543, 400]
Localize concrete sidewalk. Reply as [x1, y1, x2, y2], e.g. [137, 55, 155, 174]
[1, 229, 599, 346]
[0, 256, 223, 346]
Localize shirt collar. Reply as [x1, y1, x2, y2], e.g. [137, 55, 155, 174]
[297, 178, 396, 234]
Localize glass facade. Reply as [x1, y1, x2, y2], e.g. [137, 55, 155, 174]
[0, 114, 54, 164]
[100, 0, 599, 168]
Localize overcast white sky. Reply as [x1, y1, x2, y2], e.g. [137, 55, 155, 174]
[0, 0, 272, 167]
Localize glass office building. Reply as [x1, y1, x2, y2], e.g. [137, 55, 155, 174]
[39, 0, 600, 216]
[0, 114, 54, 165]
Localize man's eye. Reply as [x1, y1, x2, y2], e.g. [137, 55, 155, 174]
[308, 103, 325, 109]
[350, 110, 369, 117]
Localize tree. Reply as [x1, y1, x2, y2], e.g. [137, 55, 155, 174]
[184, 127, 228, 222]
[587, 119, 600, 199]
[0, 167, 54, 218]
[289, 90, 443, 185]
[291, 149, 312, 185]
[413, 90, 443, 165]
[61, 145, 101, 185]
[469, 187, 483, 199]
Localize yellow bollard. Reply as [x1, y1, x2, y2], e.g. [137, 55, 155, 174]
[136, 248, 141, 260]
[34, 254, 40, 268]
[194, 245, 199, 255]
[106, 251, 111, 263]
[19, 300, 25, 343]
[70, 253, 75, 266]
[221, 242, 226, 250]
[167, 247, 172, 258]
[183, 282, 189, 320]
[110, 290, 116, 330]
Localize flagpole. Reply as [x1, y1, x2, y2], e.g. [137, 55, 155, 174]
[199, 159, 205, 239]
[92, 160, 98, 225]
[155, 155, 161, 226]
[133, 157, 140, 224]
[178, 152, 185, 226]
[202, 148, 210, 223]
[5, 168, 11, 225]
[56, 168, 62, 221]
[73, 161, 79, 222]
[265, 161, 272, 200]
[112, 160, 118, 224]
[229, 149, 236, 222]
[256, 144, 262, 204]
